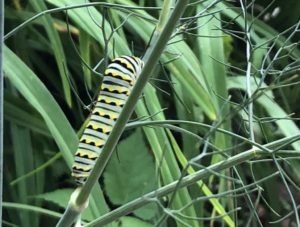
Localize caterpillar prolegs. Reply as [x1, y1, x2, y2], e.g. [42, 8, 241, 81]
[71, 56, 144, 185]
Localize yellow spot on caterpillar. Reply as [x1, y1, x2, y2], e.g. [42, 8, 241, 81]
[80, 135, 105, 147]
[105, 69, 133, 82]
[87, 120, 114, 132]
[72, 163, 92, 172]
[92, 108, 119, 120]
[101, 84, 130, 95]
[97, 95, 125, 106]
[75, 149, 98, 159]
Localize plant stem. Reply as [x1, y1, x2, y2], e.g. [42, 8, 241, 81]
[156, 0, 173, 31]
[56, 0, 189, 226]
[239, 0, 255, 143]
[84, 146, 276, 227]
[0, 0, 4, 222]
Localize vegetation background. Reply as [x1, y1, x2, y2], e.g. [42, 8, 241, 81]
[2, 0, 300, 226]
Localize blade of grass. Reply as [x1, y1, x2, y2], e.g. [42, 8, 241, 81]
[79, 30, 92, 89]
[4, 46, 75, 166]
[29, 0, 72, 107]
[10, 124, 35, 226]
[3, 46, 111, 224]
[3, 202, 62, 219]
[172, 75, 201, 159]
[4, 98, 51, 137]
[5, 2, 163, 41]
[196, 5, 233, 223]
[106, 0, 127, 42]
[10, 152, 61, 186]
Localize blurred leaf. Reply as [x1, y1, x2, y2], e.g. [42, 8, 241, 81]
[104, 129, 158, 220]
[134, 204, 159, 221]
[117, 216, 153, 227]
[227, 76, 274, 100]
[79, 30, 92, 89]
[29, 0, 72, 107]
[3, 46, 111, 220]
[35, 189, 93, 221]
[4, 45, 76, 167]
[135, 85, 199, 225]
[10, 124, 37, 226]
[4, 98, 50, 137]
[36, 189, 73, 208]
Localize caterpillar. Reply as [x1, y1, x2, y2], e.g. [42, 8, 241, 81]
[71, 56, 144, 185]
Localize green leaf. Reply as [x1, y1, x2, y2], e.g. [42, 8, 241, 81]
[35, 189, 93, 221]
[104, 129, 158, 220]
[10, 124, 37, 227]
[29, 0, 72, 107]
[4, 97, 51, 137]
[133, 204, 158, 221]
[4, 45, 76, 167]
[36, 189, 73, 208]
[3, 46, 111, 220]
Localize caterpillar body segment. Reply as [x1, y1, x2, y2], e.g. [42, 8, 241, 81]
[72, 56, 144, 185]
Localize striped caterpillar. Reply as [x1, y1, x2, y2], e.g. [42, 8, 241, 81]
[72, 56, 144, 185]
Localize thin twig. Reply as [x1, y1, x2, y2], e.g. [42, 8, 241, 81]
[84, 137, 296, 227]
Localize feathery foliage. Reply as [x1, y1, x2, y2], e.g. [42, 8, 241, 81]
[3, 0, 300, 226]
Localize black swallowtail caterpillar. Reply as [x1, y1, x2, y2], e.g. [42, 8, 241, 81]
[72, 56, 144, 185]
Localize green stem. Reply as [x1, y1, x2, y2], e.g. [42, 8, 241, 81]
[126, 120, 300, 152]
[0, 0, 3, 222]
[156, 0, 174, 31]
[56, 1, 189, 226]
[84, 143, 285, 227]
